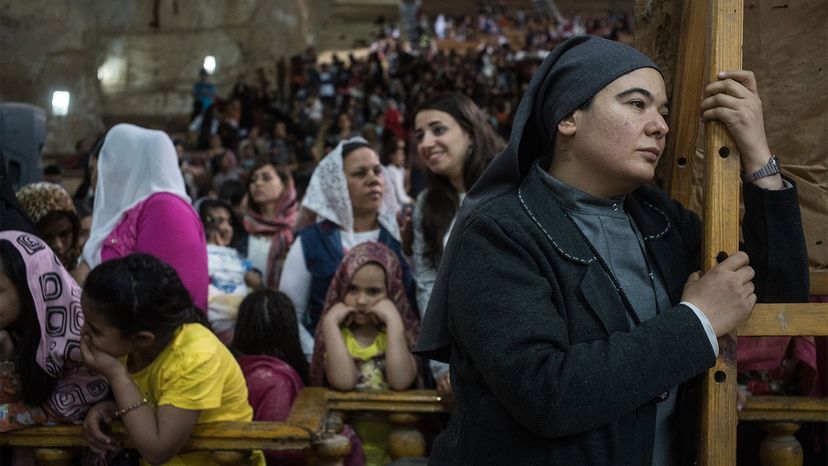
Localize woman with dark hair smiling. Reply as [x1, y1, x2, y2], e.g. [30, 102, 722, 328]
[411, 92, 505, 394]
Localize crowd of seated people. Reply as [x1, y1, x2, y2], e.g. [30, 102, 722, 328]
[1, 2, 821, 465]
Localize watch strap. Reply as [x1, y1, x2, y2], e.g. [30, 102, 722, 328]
[741, 156, 780, 183]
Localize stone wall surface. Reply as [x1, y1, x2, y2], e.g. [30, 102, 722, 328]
[1, 0, 313, 153]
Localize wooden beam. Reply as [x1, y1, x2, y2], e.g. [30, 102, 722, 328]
[738, 303, 828, 336]
[698, 0, 744, 464]
[326, 390, 447, 414]
[666, 0, 707, 204]
[739, 396, 828, 423]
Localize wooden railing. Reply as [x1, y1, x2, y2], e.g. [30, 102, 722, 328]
[0, 388, 445, 466]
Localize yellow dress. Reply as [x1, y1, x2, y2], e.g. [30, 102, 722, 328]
[127, 323, 265, 466]
[341, 327, 391, 466]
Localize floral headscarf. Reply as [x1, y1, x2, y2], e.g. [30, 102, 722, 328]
[309, 242, 420, 387]
[16, 182, 81, 268]
[0, 230, 109, 424]
[301, 137, 400, 241]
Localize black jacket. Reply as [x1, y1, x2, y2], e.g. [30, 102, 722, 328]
[428, 166, 808, 465]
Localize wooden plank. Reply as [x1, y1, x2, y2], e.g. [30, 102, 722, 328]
[739, 396, 828, 423]
[0, 421, 314, 451]
[738, 303, 828, 336]
[666, 0, 708, 204]
[326, 389, 447, 414]
[812, 269, 828, 296]
[698, 0, 744, 464]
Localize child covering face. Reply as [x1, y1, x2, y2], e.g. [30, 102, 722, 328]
[310, 242, 420, 391]
[79, 253, 264, 465]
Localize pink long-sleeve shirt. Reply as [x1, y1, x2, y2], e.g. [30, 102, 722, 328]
[102, 192, 209, 311]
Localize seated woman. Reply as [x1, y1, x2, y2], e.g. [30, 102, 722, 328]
[0, 230, 108, 432]
[16, 182, 82, 273]
[76, 124, 209, 311]
[279, 138, 415, 359]
[242, 159, 298, 289]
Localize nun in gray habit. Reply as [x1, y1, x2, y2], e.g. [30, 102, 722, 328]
[415, 36, 808, 465]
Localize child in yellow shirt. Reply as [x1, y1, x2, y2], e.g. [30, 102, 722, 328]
[79, 253, 264, 466]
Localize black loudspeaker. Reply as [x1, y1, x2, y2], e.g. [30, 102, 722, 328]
[0, 102, 46, 190]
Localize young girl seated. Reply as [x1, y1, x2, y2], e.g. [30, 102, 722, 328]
[234, 289, 366, 466]
[310, 242, 421, 466]
[0, 230, 108, 432]
[80, 253, 264, 465]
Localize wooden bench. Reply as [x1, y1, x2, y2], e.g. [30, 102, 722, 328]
[0, 388, 445, 465]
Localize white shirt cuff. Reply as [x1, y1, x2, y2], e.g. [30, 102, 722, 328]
[681, 301, 719, 357]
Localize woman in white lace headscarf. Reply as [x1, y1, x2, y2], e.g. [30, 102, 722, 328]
[76, 124, 209, 311]
[279, 137, 415, 359]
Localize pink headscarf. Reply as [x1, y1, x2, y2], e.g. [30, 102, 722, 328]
[309, 242, 421, 387]
[243, 182, 299, 288]
[0, 231, 109, 421]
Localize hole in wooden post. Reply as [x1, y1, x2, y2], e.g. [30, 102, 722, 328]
[716, 251, 728, 263]
[714, 371, 727, 383]
[677, 157, 687, 167]
[718, 147, 731, 158]
[816, 240, 823, 246]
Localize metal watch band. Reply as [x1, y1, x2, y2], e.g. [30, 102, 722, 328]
[740, 156, 779, 183]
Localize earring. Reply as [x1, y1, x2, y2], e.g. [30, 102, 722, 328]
[467, 145, 474, 156]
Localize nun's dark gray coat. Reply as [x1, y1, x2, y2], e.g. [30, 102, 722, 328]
[427, 164, 808, 465]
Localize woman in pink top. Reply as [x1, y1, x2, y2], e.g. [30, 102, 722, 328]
[77, 124, 208, 311]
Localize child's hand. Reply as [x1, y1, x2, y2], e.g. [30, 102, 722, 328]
[83, 400, 120, 455]
[325, 302, 355, 327]
[244, 270, 262, 289]
[369, 299, 401, 325]
[80, 332, 124, 379]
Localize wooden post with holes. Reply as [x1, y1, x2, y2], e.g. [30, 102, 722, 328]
[666, 0, 707, 205]
[698, 0, 744, 464]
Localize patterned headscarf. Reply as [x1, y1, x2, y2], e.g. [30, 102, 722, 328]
[0, 230, 109, 421]
[15, 182, 81, 268]
[309, 242, 421, 387]
[301, 137, 400, 241]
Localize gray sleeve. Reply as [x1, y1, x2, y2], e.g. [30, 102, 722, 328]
[412, 191, 437, 320]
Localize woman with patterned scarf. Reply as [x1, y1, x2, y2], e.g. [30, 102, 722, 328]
[16, 182, 81, 273]
[242, 158, 298, 289]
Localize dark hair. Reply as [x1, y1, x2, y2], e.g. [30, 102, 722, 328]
[0, 241, 55, 406]
[198, 198, 247, 254]
[341, 141, 372, 160]
[43, 164, 62, 176]
[83, 253, 208, 339]
[72, 134, 105, 203]
[232, 290, 309, 384]
[218, 179, 246, 207]
[414, 92, 506, 267]
[246, 159, 292, 215]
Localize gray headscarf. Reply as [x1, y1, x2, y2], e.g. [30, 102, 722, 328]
[415, 36, 660, 362]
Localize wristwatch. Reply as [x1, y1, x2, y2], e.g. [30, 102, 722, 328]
[740, 156, 780, 183]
